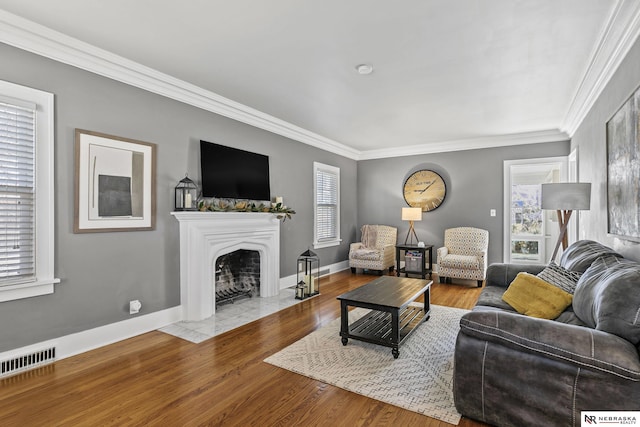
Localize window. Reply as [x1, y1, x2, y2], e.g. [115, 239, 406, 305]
[313, 162, 341, 249]
[0, 80, 57, 302]
[503, 157, 567, 264]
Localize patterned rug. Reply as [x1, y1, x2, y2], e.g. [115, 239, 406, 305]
[264, 304, 468, 425]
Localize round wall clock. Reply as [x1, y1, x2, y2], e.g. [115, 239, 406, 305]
[403, 169, 447, 212]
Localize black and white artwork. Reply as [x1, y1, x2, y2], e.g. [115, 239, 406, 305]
[607, 87, 640, 240]
[75, 129, 156, 233]
[98, 175, 132, 217]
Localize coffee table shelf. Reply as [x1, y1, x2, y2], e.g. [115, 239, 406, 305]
[337, 276, 432, 358]
[347, 304, 428, 348]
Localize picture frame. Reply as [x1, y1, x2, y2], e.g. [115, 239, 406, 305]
[606, 86, 640, 241]
[74, 129, 156, 233]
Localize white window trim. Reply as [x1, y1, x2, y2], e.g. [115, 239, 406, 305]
[0, 80, 59, 302]
[313, 162, 342, 249]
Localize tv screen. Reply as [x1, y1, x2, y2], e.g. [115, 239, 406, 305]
[200, 140, 271, 201]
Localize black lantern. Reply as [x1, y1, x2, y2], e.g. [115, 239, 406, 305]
[296, 248, 319, 299]
[174, 174, 198, 211]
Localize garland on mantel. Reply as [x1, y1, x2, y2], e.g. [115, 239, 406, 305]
[197, 199, 296, 221]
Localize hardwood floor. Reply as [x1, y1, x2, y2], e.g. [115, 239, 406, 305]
[0, 271, 490, 427]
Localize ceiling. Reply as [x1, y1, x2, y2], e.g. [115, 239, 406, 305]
[0, 0, 637, 159]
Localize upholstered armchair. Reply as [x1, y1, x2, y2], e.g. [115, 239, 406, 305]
[349, 225, 397, 275]
[437, 227, 489, 287]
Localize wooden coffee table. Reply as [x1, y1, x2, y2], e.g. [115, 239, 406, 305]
[337, 276, 432, 358]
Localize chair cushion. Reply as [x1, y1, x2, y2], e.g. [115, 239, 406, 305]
[502, 272, 573, 319]
[350, 249, 381, 261]
[536, 262, 582, 294]
[439, 254, 480, 270]
[573, 256, 640, 345]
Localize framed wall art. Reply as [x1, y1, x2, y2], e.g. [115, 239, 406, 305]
[606, 87, 640, 241]
[74, 129, 156, 233]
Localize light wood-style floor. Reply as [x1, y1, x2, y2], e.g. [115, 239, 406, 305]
[0, 271, 490, 427]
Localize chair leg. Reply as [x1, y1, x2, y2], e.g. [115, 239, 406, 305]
[350, 267, 356, 274]
[439, 276, 446, 284]
[477, 280, 483, 287]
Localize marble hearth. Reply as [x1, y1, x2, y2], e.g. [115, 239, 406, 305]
[171, 212, 281, 321]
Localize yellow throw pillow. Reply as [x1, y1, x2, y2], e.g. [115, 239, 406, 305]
[502, 272, 573, 319]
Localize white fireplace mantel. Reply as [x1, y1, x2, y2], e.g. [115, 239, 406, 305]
[171, 211, 281, 321]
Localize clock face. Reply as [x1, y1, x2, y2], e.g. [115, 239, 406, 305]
[403, 170, 446, 212]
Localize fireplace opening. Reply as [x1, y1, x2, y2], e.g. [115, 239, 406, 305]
[215, 249, 260, 306]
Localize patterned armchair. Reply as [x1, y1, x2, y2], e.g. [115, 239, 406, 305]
[437, 227, 489, 287]
[349, 225, 397, 275]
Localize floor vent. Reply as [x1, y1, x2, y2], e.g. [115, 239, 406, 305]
[0, 347, 56, 379]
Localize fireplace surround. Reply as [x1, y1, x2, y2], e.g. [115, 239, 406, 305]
[171, 211, 281, 321]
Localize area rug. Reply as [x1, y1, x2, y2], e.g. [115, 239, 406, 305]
[264, 304, 468, 425]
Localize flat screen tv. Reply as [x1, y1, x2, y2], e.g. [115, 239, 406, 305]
[200, 140, 271, 201]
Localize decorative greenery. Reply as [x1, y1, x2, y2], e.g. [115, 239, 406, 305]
[198, 199, 296, 221]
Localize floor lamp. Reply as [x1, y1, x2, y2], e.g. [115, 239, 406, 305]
[402, 207, 422, 245]
[541, 183, 591, 262]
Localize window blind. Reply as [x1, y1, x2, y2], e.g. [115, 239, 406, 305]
[0, 101, 36, 285]
[316, 168, 338, 241]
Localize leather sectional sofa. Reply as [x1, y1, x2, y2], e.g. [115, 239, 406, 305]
[453, 240, 640, 426]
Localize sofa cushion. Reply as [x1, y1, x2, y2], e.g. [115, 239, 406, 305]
[475, 286, 517, 311]
[559, 240, 621, 273]
[502, 272, 573, 319]
[350, 249, 381, 261]
[537, 262, 582, 294]
[573, 256, 640, 345]
[439, 254, 480, 269]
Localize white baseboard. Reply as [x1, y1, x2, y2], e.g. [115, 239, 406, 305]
[1, 263, 352, 365]
[0, 306, 182, 363]
[279, 260, 350, 289]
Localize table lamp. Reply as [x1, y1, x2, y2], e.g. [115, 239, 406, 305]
[402, 207, 422, 245]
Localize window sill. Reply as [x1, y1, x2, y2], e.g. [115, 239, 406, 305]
[0, 278, 60, 303]
[313, 239, 342, 249]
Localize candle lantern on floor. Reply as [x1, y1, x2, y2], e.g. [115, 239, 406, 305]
[295, 281, 306, 299]
[296, 248, 319, 299]
[174, 174, 198, 211]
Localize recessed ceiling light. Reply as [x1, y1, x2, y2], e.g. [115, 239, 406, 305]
[356, 64, 374, 75]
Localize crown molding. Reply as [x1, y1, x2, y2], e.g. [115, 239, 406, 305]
[0, 8, 627, 161]
[0, 10, 362, 160]
[562, 0, 640, 136]
[357, 129, 569, 160]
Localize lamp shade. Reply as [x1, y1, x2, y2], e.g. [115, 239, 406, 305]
[402, 207, 422, 221]
[541, 183, 591, 211]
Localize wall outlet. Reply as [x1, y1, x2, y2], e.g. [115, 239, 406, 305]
[490, 209, 496, 217]
[129, 300, 142, 314]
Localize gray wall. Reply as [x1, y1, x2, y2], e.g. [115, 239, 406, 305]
[572, 35, 640, 261]
[0, 43, 357, 352]
[357, 142, 570, 265]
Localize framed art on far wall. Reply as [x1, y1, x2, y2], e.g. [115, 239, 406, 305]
[74, 129, 156, 233]
[606, 86, 640, 241]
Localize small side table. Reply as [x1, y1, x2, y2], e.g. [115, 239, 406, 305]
[395, 244, 433, 279]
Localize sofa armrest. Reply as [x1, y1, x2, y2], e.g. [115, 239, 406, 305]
[381, 244, 396, 265]
[436, 246, 448, 263]
[380, 243, 394, 254]
[349, 242, 364, 252]
[485, 262, 546, 288]
[459, 310, 640, 380]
